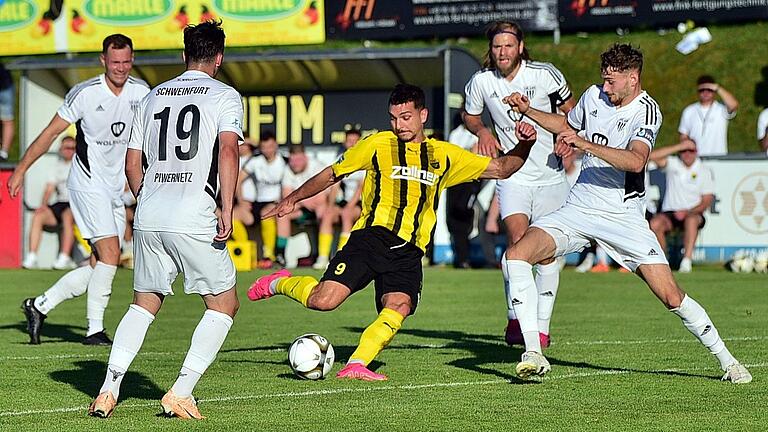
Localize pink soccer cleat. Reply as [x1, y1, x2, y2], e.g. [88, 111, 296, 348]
[247, 269, 291, 301]
[504, 319, 523, 346]
[336, 363, 388, 381]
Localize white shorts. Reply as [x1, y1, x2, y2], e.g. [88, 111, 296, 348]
[497, 179, 570, 221]
[69, 189, 126, 241]
[133, 230, 236, 296]
[532, 204, 669, 272]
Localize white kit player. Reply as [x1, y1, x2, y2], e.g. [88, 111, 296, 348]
[503, 43, 751, 384]
[89, 21, 244, 420]
[463, 21, 575, 348]
[10, 35, 149, 345]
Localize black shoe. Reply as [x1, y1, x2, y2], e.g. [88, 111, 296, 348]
[21, 298, 46, 345]
[275, 254, 286, 268]
[83, 330, 112, 346]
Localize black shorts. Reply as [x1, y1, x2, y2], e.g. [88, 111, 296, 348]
[320, 226, 424, 315]
[663, 211, 706, 230]
[250, 201, 277, 224]
[49, 202, 70, 225]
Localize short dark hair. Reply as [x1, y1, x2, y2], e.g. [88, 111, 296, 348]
[289, 144, 305, 154]
[102, 34, 132, 54]
[389, 84, 425, 110]
[183, 20, 225, 64]
[259, 130, 276, 143]
[483, 21, 530, 68]
[345, 128, 361, 137]
[600, 43, 643, 74]
[697, 75, 716, 85]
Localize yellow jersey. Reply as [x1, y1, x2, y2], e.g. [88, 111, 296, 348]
[331, 131, 490, 251]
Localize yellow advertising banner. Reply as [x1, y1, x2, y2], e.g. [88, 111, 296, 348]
[0, 0, 59, 56]
[0, 0, 324, 56]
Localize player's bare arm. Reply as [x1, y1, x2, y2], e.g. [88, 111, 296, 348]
[480, 121, 536, 179]
[215, 131, 241, 242]
[125, 148, 143, 198]
[649, 139, 696, 168]
[7, 114, 71, 197]
[504, 92, 571, 135]
[561, 130, 649, 173]
[462, 111, 502, 158]
[264, 166, 338, 219]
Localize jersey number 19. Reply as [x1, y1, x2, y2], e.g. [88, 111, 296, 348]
[153, 104, 201, 161]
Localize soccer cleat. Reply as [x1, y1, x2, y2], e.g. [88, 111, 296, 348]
[540, 332, 551, 349]
[678, 257, 692, 273]
[590, 263, 611, 273]
[83, 330, 112, 346]
[275, 254, 287, 268]
[504, 319, 524, 346]
[160, 389, 205, 419]
[21, 298, 46, 345]
[515, 351, 551, 379]
[88, 391, 117, 418]
[247, 269, 291, 301]
[336, 363, 388, 381]
[312, 256, 329, 270]
[53, 254, 76, 270]
[722, 363, 752, 384]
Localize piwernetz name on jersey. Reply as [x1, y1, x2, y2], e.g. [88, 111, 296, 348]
[154, 172, 194, 183]
[155, 87, 210, 96]
[390, 165, 438, 186]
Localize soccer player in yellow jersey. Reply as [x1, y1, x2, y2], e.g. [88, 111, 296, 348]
[248, 84, 537, 380]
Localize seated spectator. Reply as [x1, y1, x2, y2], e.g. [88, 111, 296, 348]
[275, 144, 326, 267]
[238, 131, 286, 267]
[0, 62, 14, 162]
[22, 137, 76, 269]
[757, 107, 768, 154]
[649, 139, 714, 273]
[314, 128, 364, 269]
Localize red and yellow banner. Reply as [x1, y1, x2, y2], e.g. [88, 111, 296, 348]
[0, 0, 324, 56]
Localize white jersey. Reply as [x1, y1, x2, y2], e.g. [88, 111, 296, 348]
[242, 154, 287, 202]
[239, 155, 258, 202]
[464, 60, 572, 185]
[282, 157, 322, 190]
[678, 101, 734, 157]
[757, 108, 768, 155]
[58, 74, 149, 197]
[566, 85, 662, 215]
[129, 70, 244, 235]
[660, 157, 714, 212]
[49, 159, 72, 203]
[448, 124, 478, 150]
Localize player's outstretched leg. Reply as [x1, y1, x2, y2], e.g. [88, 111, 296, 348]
[505, 259, 549, 378]
[336, 308, 405, 381]
[249, 270, 322, 309]
[640, 264, 752, 384]
[90, 304, 156, 418]
[22, 266, 93, 344]
[502, 255, 524, 346]
[84, 262, 118, 345]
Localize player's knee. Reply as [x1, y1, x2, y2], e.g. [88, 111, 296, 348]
[306, 289, 342, 311]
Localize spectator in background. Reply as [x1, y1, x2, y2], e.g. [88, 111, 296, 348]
[757, 107, 768, 153]
[22, 137, 77, 270]
[446, 118, 480, 268]
[275, 144, 326, 267]
[0, 62, 15, 162]
[649, 139, 714, 273]
[233, 137, 257, 228]
[238, 132, 286, 267]
[679, 75, 738, 157]
[314, 127, 364, 270]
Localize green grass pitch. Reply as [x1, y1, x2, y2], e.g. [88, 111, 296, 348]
[0, 266, 765, 431]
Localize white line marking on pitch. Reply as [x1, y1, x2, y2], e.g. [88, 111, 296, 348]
[1, 363, 765, 418]
[2, 335, 765, 362]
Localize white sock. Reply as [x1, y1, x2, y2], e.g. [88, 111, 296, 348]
[172, 309, 233, 398]
[100, 304, 155, 400]
[86, 262, 117, 336]
[501, 255, 517, 321]
[535, 261, 560, 335]
[671, 295, 736, 370]
[596, 246, 609, 265]
[34, 266, 93, 315]
[504, 259, 541, 353]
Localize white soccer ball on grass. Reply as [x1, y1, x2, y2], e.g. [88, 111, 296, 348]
[288, 333, 335, 380]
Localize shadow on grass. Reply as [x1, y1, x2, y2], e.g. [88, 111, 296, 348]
[345, 327, 716, 383]
[50, 360, 165, 402]
[0, 321, 86, 344]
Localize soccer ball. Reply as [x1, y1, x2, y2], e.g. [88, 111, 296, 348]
[754, 252, 768, 274]
[288, 333, 335, 380]
[728, 251, 755, 273]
